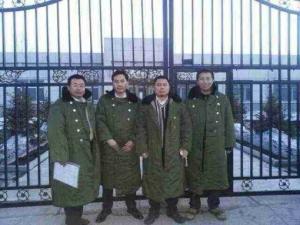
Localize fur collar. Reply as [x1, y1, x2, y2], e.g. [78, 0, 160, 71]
[62, 86, 92, 102]
[188, 83, 218, 99]
[106, 89, 139, 103]
[142, 93, 182, 105]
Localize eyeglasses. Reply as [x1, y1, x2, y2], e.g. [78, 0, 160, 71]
[198, 77, 213, 82]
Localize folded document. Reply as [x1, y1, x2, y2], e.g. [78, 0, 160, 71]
[53, 162, 80, 188]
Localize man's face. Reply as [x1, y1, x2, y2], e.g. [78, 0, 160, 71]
[197, 72, 214, 92]
[113, 74, 128, 95]
[154, 78, 170, 98]
[68, 78, 86, 98]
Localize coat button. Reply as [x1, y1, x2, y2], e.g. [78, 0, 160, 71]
[192, 105, 195, 108]
[73, 109, 76, 112]
[216, 121, 219, 123]
[75, 119, 79, 122]
[128, 109, 131, 112]
[70, 101, 73, 105]
[77, 129, 80, 132]
[217, 103, 220, 106]
[80, 139, 83, 142]
[127, 118, 130, 121]
[216, 112, 219, 115]
[216, 95, 219, 99]
[112, 104, 115, 107]
[173, 116, 176, 119]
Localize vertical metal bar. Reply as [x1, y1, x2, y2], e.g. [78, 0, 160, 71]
[130, 0, 135, 66]
[141, 0, 145, 68]
[250, 0, 253, 65]
[181, 0, 184, 63]
[269, 6, 272, 66]
[259, 84, 263, 177]
[250, 83, 253, 178]
[259, 1, 262, 65]
[13, 12, 16, 67]
[278, 11, 281, 66]
[14, 86, 19, 188]
[240, 0, 243, 65]
[211, 0, 214, 64]
[278, 70, 282, 176]
[46, 6, 50, 67]
[269, 83, 273, 177]
[35, 7, 39, 66]
[24, 11, 28, 67]
[163, 0, 169, 77]
[230, 0, 233, 64]
[297, 82, 300, 176]
[67, 0, 72, 66]
[298, 15, 300, 66]
[36, 72, 41, 186]
[288, 14, 291, 67]
[221, 0, 224, 65]
[88, 0, 93, 66]
[99, 0, 104, 66]
[25, 85, 29, 186]
[109, 0, 114, 68]
[240, 84, 244, 178]
[259, 83, 262, 177]
[151, 0, 155, 67]
[2, 13, 5, 67]
[57, 1, 61, 66]
[120, 0, 124, 67]
[287, 71, 291, 176]
[78, 0, 83, 66]
[192, 0, 194, 64]
[201, 0, 204, 65]
[3, 86, 7, 187]
[169, 0, 174, 86]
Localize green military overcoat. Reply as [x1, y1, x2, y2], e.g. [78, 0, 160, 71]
[136, 94, 192, 202]
[95, 90, 141, 195]
[186, 84, 235, 195]
[47, 87, 101, 207]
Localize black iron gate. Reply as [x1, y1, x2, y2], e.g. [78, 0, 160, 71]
[0, 0, 300, 207]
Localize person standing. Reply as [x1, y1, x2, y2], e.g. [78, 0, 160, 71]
[95, 70, 143, 223]
[186, 69, 235, 220]
[136, 76, 192, 225]
[48, 74, 101, 225]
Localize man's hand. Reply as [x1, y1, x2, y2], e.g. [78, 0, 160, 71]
[122, 140, 134, 152]
[179, 149, 188, 167]
[107, 139, 120, 151]
[56, 161, 67, 166]
[226, 147, 233, 154]
[142, 152, 149, 159]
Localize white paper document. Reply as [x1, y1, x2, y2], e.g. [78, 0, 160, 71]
[53, 162, 80, 188]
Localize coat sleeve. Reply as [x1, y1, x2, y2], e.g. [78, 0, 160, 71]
[47, 102, 69, 163]
[224, 96, 236, 148]
[95, 97, 113, 142]
[180, 103, 192, 152]
[135, 104, 148, 156]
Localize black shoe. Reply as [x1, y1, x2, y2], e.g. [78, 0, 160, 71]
[144, 209, 159, 225]
[95, 209, 112, 223]
[127, 207, 144, 220]
[166, 208, 186, 224]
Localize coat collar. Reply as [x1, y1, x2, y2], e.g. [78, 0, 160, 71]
[62, 86, 92, 102]
[188, 83, 218, 99]
[142, 93, 182, 105]
[106, 89, 139, 103]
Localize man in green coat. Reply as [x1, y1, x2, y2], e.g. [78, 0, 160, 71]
[95, 70, 143, 223]
[186, 69, 235, 220]
[48, 74, 101, 225]
[136, 76, 192, 225]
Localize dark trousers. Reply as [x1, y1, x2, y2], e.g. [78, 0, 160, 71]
[190, 191, 220, 210]
[64, 205, 83, 225]
[102, 188, 137, 210]
[149, 197, 179, 212]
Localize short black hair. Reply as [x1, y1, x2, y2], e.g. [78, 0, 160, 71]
[153, 75, 170, 85]
[196, 69, 214, 80]
[67, 74, 86, 85]
[111, 70, 129, 81]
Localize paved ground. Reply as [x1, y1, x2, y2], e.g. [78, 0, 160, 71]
[1, 195, 300, 225]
